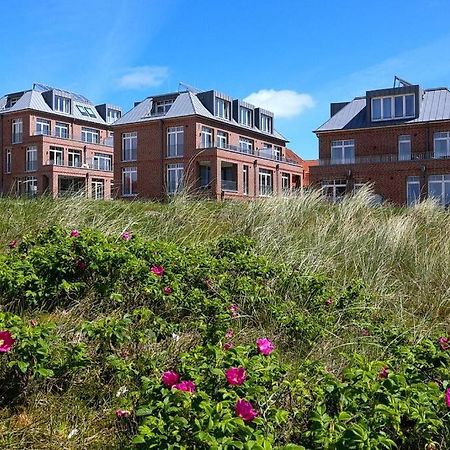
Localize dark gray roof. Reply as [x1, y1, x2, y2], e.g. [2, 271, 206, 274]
[114, 90, 287, 141]
[0, 84, 109, 125]
[316, 88, 450, 132]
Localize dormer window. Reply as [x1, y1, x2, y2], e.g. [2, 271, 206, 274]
[239, 107, 253, 126]
[215, 98, 231, 120]
[107, 108, 121, 123]
[155, 100, 173, 115]
[371, 94, 415, 121]
[260, 114, 273, 133]
[6, 95, 21, 108]
[54, 95, 71, 113]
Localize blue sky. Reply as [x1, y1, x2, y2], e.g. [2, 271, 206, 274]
[2, 0, 450, 159]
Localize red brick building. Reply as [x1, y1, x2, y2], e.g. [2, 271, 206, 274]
[0, 83, 121, 198]
[311, 78, 450, 206]
[112, 87, 303, 200]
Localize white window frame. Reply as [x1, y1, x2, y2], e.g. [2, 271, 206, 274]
[122, 132, 137, 161]
[107, 108, 121, 122]
[155, 100, 174, 115]
[282, 173, 290, 193]
[167, 126, 184, 157]
[49, 146, 64, 166]
[398, 135, 411, 161]
[428, 174, 450, 207]
[36, 118, 51, 136]
[259, 169, 273, 197]
[243, 165, 249, 195]
[240, 107, 253, 126]
[55, 122, 70, 139]
[5, 149, 11, 173]
[81, 127, 100, 144]
[122, 167, 137, 196]
[91, 179, 105, 199]
[54, 95, 71, 113]
[371, 94, 415, 121]
[433, 132, 450, 159]
[200, 126, 213, 148]
[216, 131, 228, 148]
[12, 119, 23, 143]
[322, 180, 347, 202]
[260, 114, 272, 133]
[239, 137, 254, 154]
[331, 140, 355, 164]
[92, 153, 112, 171]
[406, 176, 420, 206]
[26, 146, 38, 172]
[166, 163, 184, 194]
[215, 98, 231, 120]
[68, 149, 82, 167]
[24, 176, 38, 197]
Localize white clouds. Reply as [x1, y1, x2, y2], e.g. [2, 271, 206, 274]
[118, 66, 169, 89]
[243, 89, 315, 118]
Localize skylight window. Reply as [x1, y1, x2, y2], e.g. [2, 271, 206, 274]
[76, 104, 96, 118]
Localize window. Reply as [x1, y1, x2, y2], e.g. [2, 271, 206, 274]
[54, 95, 71, 113]
[371, 94, 415, 121]
[167, 127, 184, 157]
[239, 137, 253, 154]
[55, 122, 70, 139]
[433, 132, 450, 158]
[155, 100, 173, 115]
[243, 165, 249, 195]
[216, 131, 228, 148]
[122, 132, 137, 161]
[406, 176, 420, 206]
[398, 135, 411, 161]
[428, 175, 450, 207]
[331, 140, 355, 164]
[77, 105, 89, 116]
[36, 118, 50, 136]
[200, 126, 213, 148]
[322, 180, 347, 202]
[24, 177, 38, 197]
[81, 127, 100, 144]
[167, 163, 184, 194]
[240, 107, 253, 126]
[215, 98, 230, 120]
[12, 119, 23, 143]
[76, 105, 96, 118]
[92, 153, 112, 171]
[282, 173, 290, 193]
[274, 146, 282, 161]
[49, 146, 64, 166]
[68, 149, 82, 167]
[107, 108, 121, 123]
[122, 167, 137, 196]
[26, 146, 37, 172]
[5, 149, 11, 173]
[259, 169, 273, 196]
[91, 179, 104, 199]
[260, 114, 272, 133]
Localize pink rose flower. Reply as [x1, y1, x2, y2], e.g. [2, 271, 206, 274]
[225, 329, 234, 339]
[445, 388, 450, 408]
[378, 367, 389, 379]
[223, 342, 233, 351]
[225, 367, 246, 386]
[115, 409, 131, 418]
[256, 338, 274, 356]
[161, 370, 180, 387]
[121, 231, 132, 241]
[150, 265, 165, 277]
[325, 298, 333, 305]
[163, 286, 173, 295]
[29, 319, 38, 327]
[173, 380, 196, 393]
[235, 399, 258, 422]
[439, 337, 449, 351]
[0, 331, 15, 353]
[70, 229, 80, 238]
[8, 240, 17, 249]
[230, 304, 239, 319]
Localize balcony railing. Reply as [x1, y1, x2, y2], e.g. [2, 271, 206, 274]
[259, 185, 273, 197]
[221, 180, 238, 191]
[32, 130, 113, 147]
[45, 159, 112, 171]
[319, 151, 450, 166]
[197, 144, 299, 165]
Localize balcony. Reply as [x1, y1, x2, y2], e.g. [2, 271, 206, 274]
[197, 143, 298, 165]
[319, 151, 450, 166]
[221, 180, 237, 191]
[45, 159, 112, 171]
[32, 130, 113, 147]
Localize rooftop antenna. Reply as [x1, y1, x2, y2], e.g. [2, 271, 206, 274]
[394, 76, 412, 88]
[178, 82, 202, 94]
